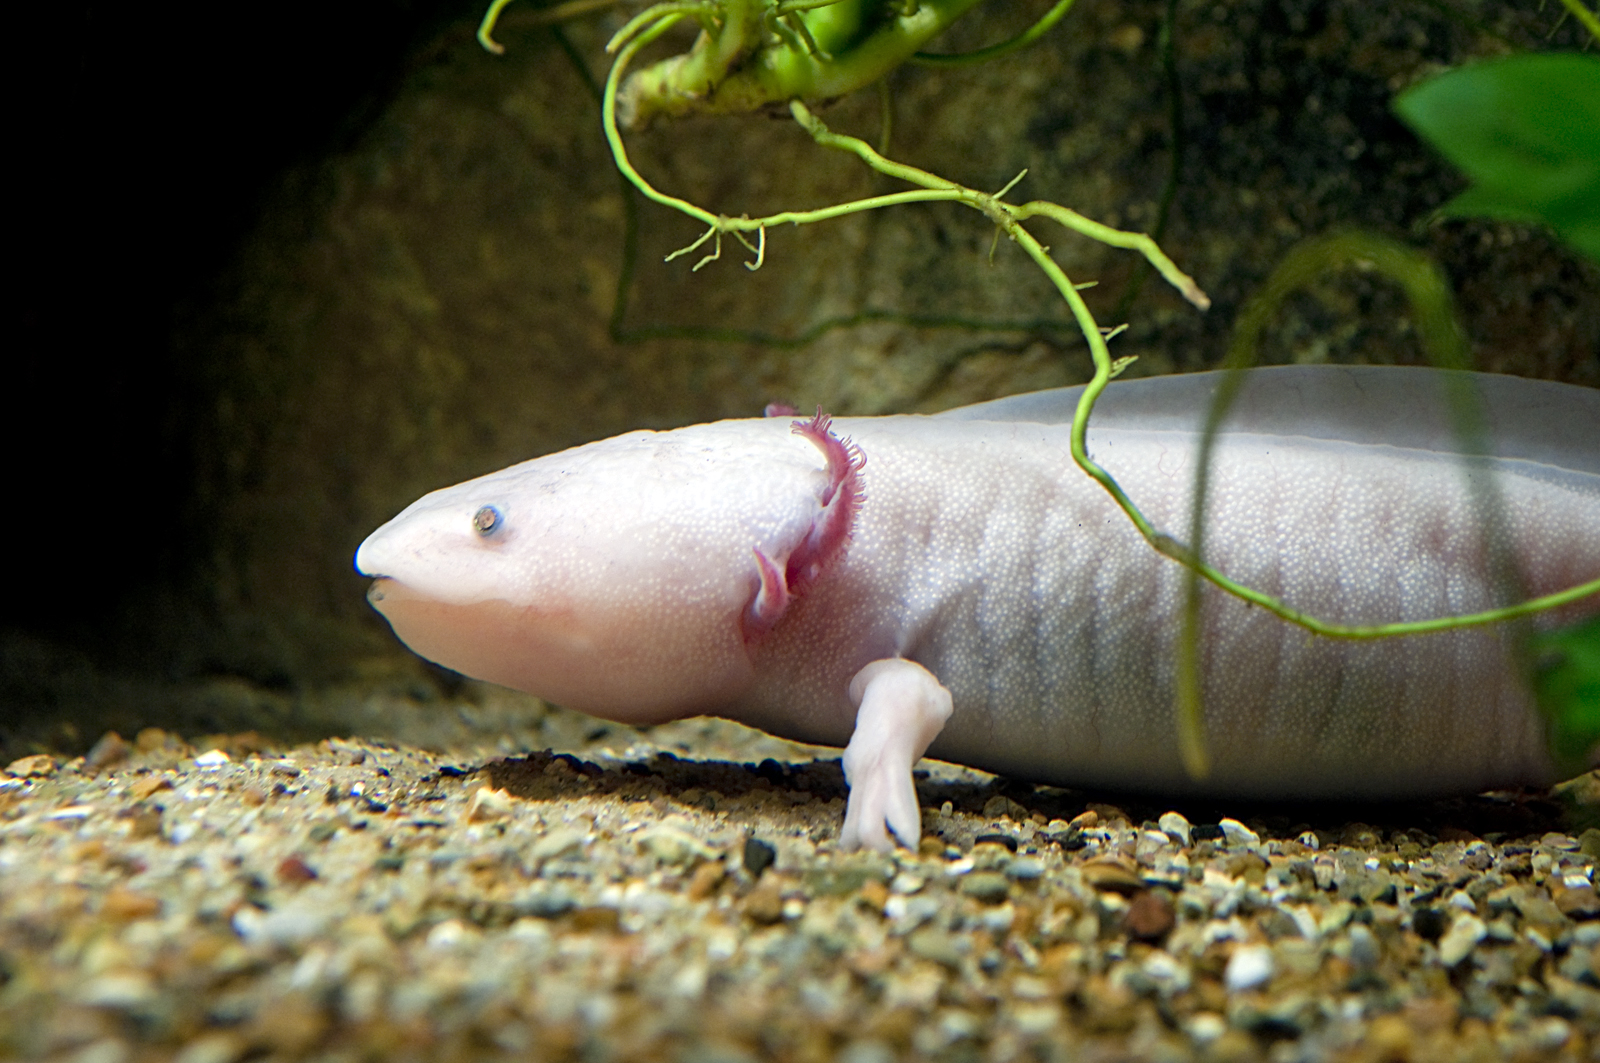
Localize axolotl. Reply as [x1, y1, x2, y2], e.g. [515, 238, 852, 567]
[356, 366, 1600, 851]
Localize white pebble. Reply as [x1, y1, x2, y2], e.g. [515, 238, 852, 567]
[1437, 914, 1486, 966]
[1224, 944, 1274, 991]
[1186, 1012, 1227, 1044]
[1158, 811, 1192, 847]
[1218, 818, 1261, 849]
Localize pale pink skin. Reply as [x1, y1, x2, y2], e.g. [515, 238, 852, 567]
[357, 367, 1600, 852]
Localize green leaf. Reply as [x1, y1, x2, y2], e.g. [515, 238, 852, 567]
[1531, 614, 1600, 777]
[1394, 53, 1600, 262]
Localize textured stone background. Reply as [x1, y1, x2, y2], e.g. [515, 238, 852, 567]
[5, 0, 1597, 753]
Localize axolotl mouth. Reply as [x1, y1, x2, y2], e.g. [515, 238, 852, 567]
[361, 573, 605, 705]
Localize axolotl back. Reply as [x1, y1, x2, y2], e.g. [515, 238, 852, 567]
[356, 366, 1600, 851]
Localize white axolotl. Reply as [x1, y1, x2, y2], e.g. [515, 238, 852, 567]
[356, 366, 1600, 851]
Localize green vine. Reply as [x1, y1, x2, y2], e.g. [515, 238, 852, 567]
[1173, 229, 1599, 777]
[910, 0, 1078, 67]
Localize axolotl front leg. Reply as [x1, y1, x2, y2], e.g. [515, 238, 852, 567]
[839, 659, 954, 851]
[754, 413, 954, 852]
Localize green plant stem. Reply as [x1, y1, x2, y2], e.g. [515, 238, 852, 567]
[601, 11, 1208, 302]
[911, 0, 1078, 67]
[1171, 228, 1598, 777]
[479, 0, 630, 53]
[615, 0, 985, 126]
[1556, 0, 1600, 43]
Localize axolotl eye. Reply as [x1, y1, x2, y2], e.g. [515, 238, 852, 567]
[472, 505, 503, 537]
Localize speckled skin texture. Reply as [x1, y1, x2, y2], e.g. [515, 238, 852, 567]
[359, 367, 1600, 822]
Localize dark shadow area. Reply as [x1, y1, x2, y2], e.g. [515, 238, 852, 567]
[8, 0, 480, 661]
[483, 748, 1588, 846]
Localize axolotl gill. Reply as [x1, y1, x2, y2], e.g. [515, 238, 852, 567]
[356, 366, 1600, 851]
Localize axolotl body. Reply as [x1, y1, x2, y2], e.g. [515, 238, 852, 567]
[356, 366, 1600, 851]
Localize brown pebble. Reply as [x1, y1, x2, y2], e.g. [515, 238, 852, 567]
[247, 991, 329, 1054]
[86, 732, 132, 772]
[229, 731, 268, 756]
[1077, 974, 1136, 1033]
[1068, 810, 1100, 830]
[1081, 858, 1144, 896]
[686, 860, 725, 900]
[70, 840, 108, 864]
[135, 728, 187, 755]
[5, 754, 58, 778]
[101, 885, 162, 920]
[278, 855, 319, 884]
[1555, 884, 1600, 919]
[1436, 826, 1478, 843]
[1223, 851, 1269, 883]
[122, 807, 164, 839]
[569, 907, 621, 933]
[1404, 995, 1459, 1034]
[847, 943, 900, 977]
[1125, 890, 1175, 941]
[1367, 1013, 1413, 1056]
[857, 878, 890, 910]
[743, 878, 785, 924]
[130, 776, 173, 801]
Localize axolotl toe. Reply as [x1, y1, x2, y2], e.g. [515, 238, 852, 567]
[355, 366, 1600, 852]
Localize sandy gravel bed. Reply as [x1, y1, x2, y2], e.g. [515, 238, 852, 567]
[4, 704, 1600, 1063]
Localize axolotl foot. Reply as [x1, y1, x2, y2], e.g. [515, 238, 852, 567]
[838, 659, 953, 853]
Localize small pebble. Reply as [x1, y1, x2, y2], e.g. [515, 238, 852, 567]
[1125, 890, 1175, 941]
[277, 855, 318, 884]
[686, 861, 725, 900]
[1218, 818, 1261, 849]
[1437, 914, 1486, 966]
[1347, 924, 1381, 969]
[1224, 945, 1274, 992]
[637, 823, 713, 865]
[1157, 811, 1192, 847]
[86, 732, 132, 772]
[1411, 907, 1448, 941]
[529, 828, 584, 862]
[1555, 884, 1600, 919]
[743, 836, 777, 877]
[5, 754, 57, 778]
[465, 786, 514, 822]
[100, 886, 162, 921]
[743, 878, 784, 924]
[1081, 860, 1143, 896]
[959, 871, 1011, 904]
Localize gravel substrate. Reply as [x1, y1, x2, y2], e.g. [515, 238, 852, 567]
[5, 706, 1600, 1063]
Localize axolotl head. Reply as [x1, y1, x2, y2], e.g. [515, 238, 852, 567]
[355, 412, 862, 724]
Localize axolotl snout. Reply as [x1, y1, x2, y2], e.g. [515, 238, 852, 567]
[356, 366, 1600, 851]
